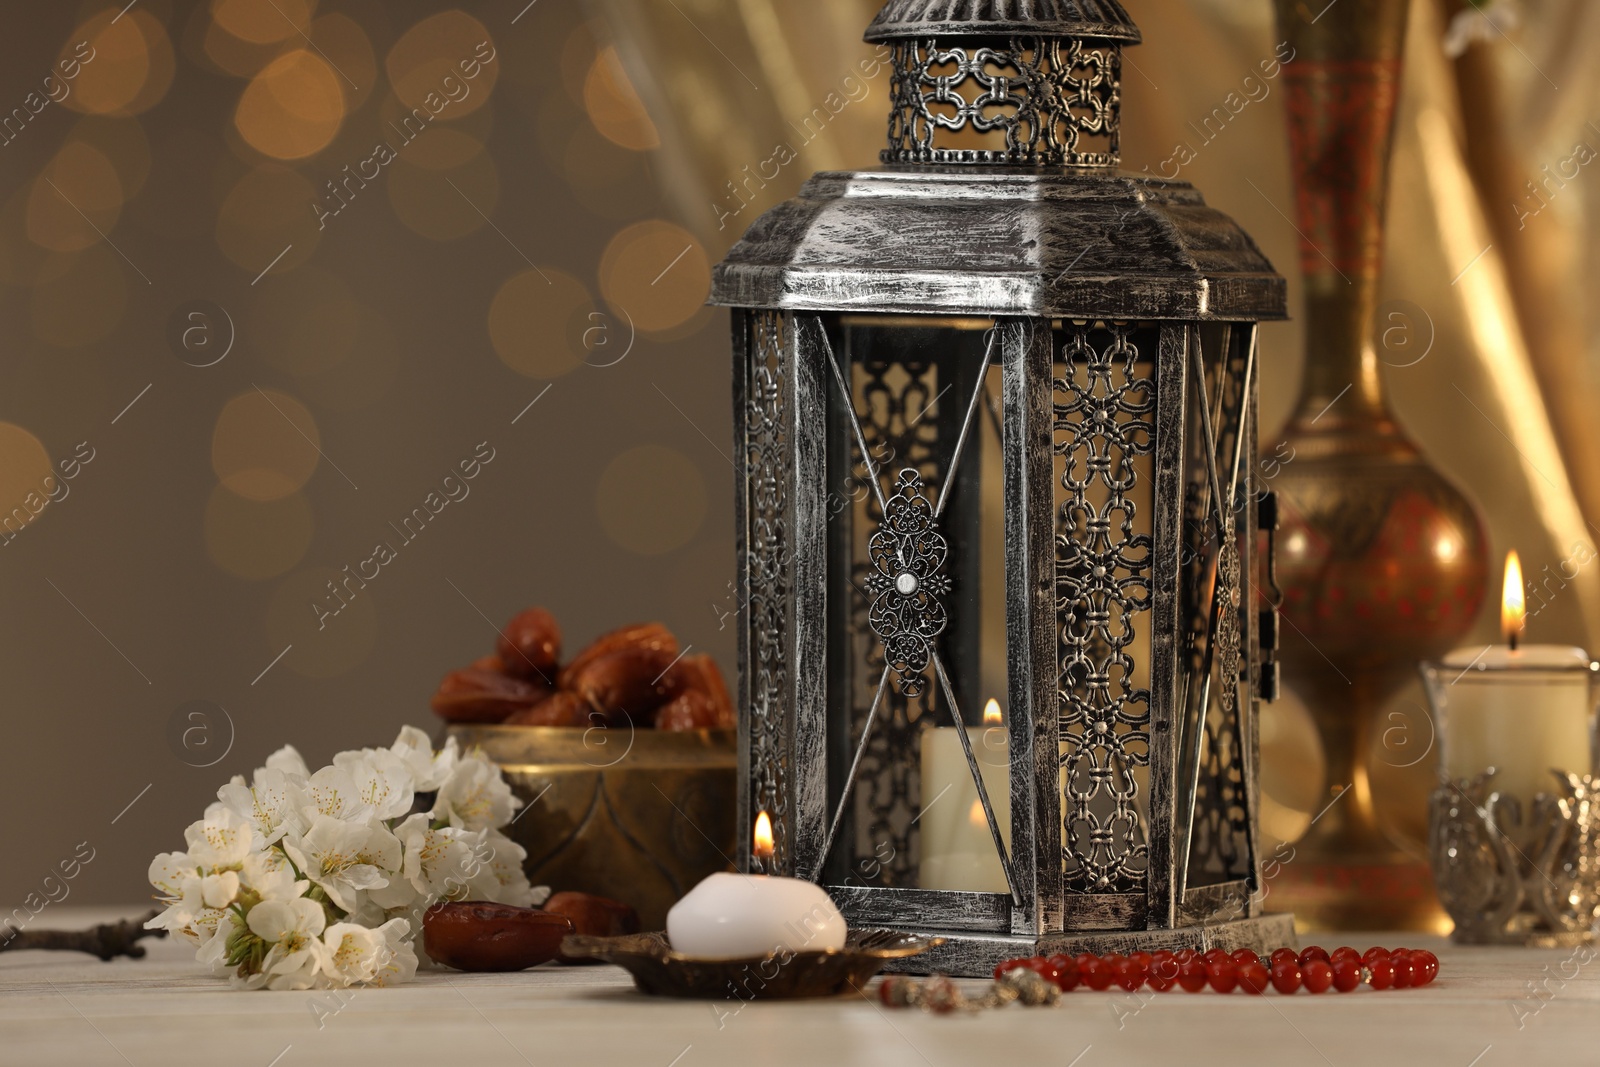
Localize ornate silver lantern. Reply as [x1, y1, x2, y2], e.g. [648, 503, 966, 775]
[712, 0, 1293, 975]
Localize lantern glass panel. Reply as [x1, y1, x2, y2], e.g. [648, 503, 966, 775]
[818, 315, 1013, 895]
[1175, 321, 1259, 894]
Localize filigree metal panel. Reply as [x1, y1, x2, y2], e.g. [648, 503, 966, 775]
[847, 356, 942, 886]
[1054, 323, 1153, 894]
[884, 38, 1122, 166]
[747, 311, 793, 870]
[1181, 327, 1254, 887]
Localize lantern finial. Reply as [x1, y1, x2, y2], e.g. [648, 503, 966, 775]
[866, 0, 1140, 167]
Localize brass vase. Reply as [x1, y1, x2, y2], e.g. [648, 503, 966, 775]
[1266, 0, 1489, 931]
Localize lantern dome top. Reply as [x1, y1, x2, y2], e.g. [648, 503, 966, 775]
[864, 0, 1142, 44]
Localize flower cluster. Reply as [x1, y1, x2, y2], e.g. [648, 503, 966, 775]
[145, 726, 543, 990]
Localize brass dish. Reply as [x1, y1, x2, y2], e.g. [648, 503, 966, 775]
[445, 725, 735, 930]
[562, 929, 942, 999]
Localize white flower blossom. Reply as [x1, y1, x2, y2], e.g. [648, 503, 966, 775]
[201, 871, 240, 909]
[318, 922, 387, 986]
[432, 755, 520, 832]
[384, 813, 486, 904]
[331, 748, 416, 821]
[264, 744, 311, 778]
[467, 831, 539, 907]
[218, 766, 307, 847]
[284, 815, 400, 912]
[239, 849, 306, 902]
[183, 804, 253, 870]
[301, 766, 372, 823]
[371, 917, 419, 986]
[247, 898, 327, 991]
[148, 725, 526, 992]
[391, 727, 458, 792]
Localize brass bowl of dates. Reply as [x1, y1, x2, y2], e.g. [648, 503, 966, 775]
[435, 611, 736, 930]
[559, 930, 942, 1000]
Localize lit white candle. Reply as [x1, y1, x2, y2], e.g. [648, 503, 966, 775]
[666, 812, 846, 959]
[1438, 551, 1596, 805]
[919, 698, 1011, 893]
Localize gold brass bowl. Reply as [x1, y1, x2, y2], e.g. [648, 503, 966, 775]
[561, 930, 942, 999]
[445, 725, 736, 930]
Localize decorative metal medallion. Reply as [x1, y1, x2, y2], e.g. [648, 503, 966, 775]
[867, 468, 952, 697]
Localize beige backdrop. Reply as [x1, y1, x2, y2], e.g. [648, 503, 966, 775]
[1, 0, 1595, 910]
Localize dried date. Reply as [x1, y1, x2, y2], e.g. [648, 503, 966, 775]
[422, 902, 572, 972]
[558, 623, 677, 690]
[505, 690, 593, 728]
[496, 608, 561, 683]
[567, 644, 680, 725]
[431, 668, 549, 724]
[544, 892, 640, 964]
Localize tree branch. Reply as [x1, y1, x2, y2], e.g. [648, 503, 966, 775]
[0, 910, 165, 961]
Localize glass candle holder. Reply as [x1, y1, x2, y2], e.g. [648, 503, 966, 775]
[1420, 652, 1600, 945]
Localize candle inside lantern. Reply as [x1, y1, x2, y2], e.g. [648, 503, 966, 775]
[665, 811, 847, 959]
[919, 698, 1011, 893]
[1435, 551, 1597, 806]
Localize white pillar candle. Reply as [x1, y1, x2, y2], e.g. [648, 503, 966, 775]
[1437, 551, 1597, 807]
[1439, 644, 1594, 805]
[919, 699, 1011, 893]
[666, 813, 846, 959]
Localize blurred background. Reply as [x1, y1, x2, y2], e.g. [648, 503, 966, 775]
[2, 0, 1597, 909]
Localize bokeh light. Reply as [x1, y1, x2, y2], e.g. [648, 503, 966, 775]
[292, 305, 397, 412]
[27, 141, 124, 253]
[308, 13, 376, 113]
[62, 10, 173, 116]
[69, 116, 152, 200]
[201, 13, 287, 79]
[584, 46, 660, 151]
[235, 50, 345, 160]
[247, 266, 359, 377]
[598, 220, 711, 334]
[557, 22, 600, 107]
[0, 424, 57, 533]
[561, 118, 657, 220]
[395, 125, 483, 171]
[32, 245, 128, 348]
[212, 0, 316, 44]
[215, 165, 320, 271]
[212, 388, 322, 501]
[388, 148, 498, 241]
[386, 11, 498, 120]
[205, 487, 314, 580]
[488, 268, 597, 380]
[595, 444, 707, 556]
[266, 566, 377, 680]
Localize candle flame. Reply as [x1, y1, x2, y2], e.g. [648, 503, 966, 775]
[968, 798, 986, 827]
[753, 810, 774, 861]
[1502, 550, 1526, 650]
[983, 698, 1002, 726]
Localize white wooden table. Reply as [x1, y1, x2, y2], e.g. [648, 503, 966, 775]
[1, 909, 1590, 1066]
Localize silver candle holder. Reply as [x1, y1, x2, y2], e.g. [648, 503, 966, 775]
[1428, 769, 1600, 946]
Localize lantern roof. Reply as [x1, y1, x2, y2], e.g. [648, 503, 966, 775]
[864, 0, 1142, 44]
[710, 170, 1287, 322]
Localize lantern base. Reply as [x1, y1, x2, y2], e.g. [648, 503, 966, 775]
[877, 913, 1298, 978]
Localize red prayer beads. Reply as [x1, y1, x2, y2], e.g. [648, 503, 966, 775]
[988, 945, 1440, 997]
